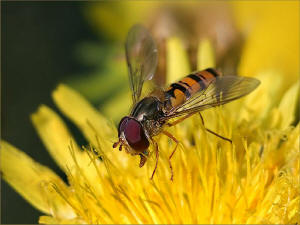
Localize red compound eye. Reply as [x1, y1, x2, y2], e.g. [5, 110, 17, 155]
[118, 117, 129, 136]
[118, 117, 149, 152]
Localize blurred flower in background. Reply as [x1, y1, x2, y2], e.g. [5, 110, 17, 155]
[1, 1, 299, 224]
[64, 1, 299, 123]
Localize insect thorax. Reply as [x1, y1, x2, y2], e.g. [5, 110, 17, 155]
[130, 96, 165, 137]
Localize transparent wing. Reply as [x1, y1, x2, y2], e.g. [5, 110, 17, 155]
[125, 24, 158, 104]
[164, 76, 260, 119]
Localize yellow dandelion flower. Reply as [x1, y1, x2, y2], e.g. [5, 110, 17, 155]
[1, 30, 299, 224]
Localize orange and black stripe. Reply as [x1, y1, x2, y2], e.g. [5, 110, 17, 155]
[164, 68, 221, 110]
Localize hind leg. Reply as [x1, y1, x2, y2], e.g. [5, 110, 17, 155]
[199, 112, 232, 144]
[166, 113, 195, 127]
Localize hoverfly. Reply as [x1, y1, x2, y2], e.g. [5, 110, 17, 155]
[113, 24, 260, 180]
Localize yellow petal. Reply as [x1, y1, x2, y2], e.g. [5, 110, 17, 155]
[52, 84, 128, 170]
[31, 105, 82, 172]
[0, 141, 74, 218]
[52, 84, 114, 149]
[39, 215, 86, 224]
[278, 81, 300, 129]
[31, 104, 112, 196]
[197, 39, 216, 70]
[235, 70, 283, 122]
[102, 89, 131, 123]
[166, 37, 190, 83]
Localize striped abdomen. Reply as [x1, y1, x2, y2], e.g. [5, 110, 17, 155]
[164, 68, 220, 110]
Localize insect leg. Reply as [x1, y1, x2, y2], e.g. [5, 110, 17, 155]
[166, 113, 195, 127]
[150, 141, 159, 180]
[199, 112, 232, 144]
[162, 130, 179, 181]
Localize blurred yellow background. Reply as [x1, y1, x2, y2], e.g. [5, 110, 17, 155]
[68, 1, 299, 121]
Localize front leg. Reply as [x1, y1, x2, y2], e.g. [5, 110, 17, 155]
[162, 130, 179, 181]
[150, 141, 159, 180]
